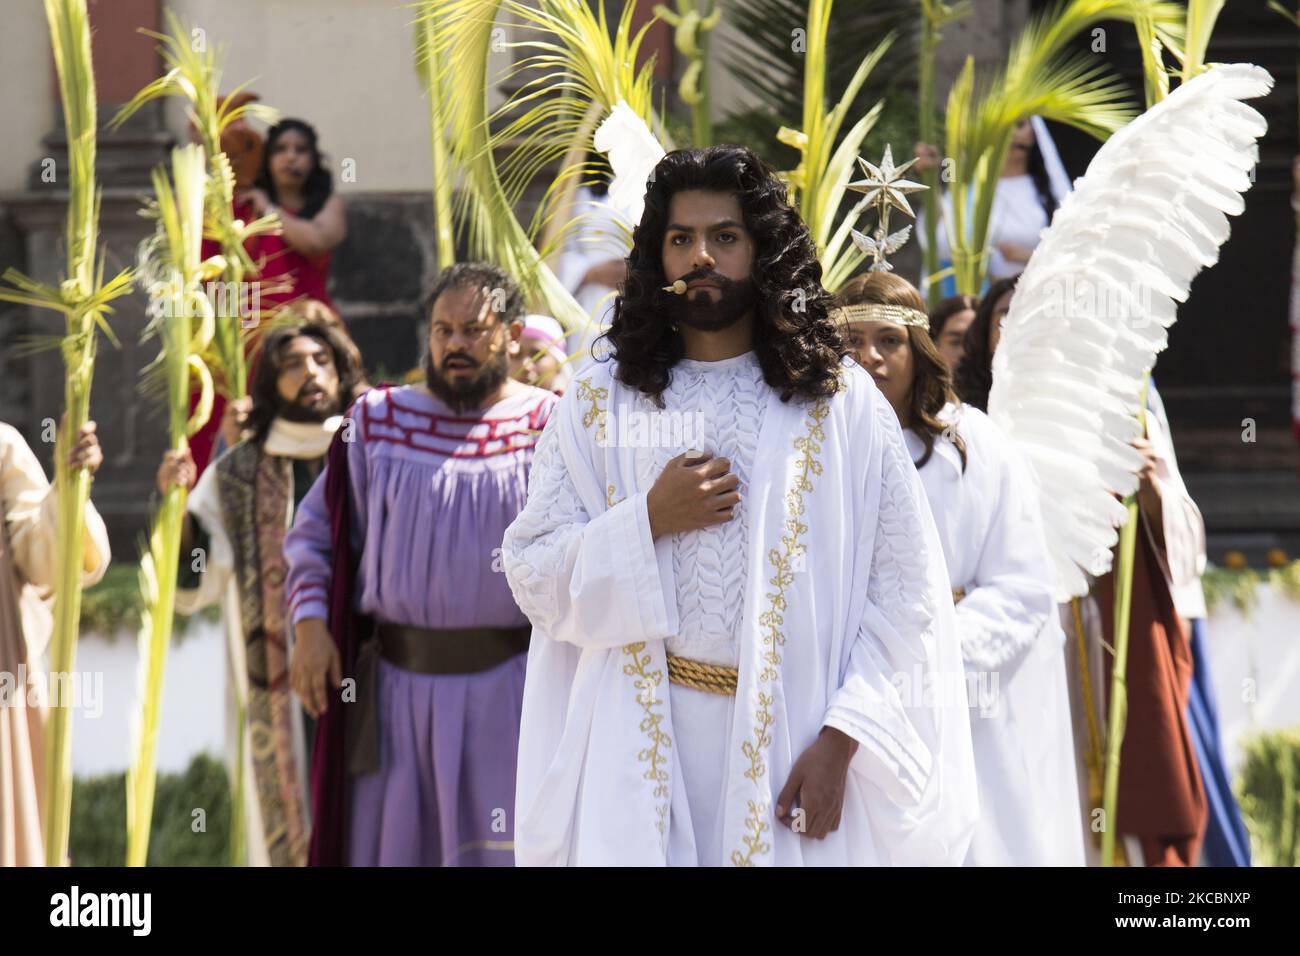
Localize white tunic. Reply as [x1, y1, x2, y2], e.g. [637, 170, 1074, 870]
[905, 404, 1084, 865]
[643, 352, 766, 864]
[502, 357, 979, 866]
[920, 174, 1054, 281]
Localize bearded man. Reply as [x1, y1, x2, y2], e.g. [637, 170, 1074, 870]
[286, 262, 558, 866]
[502, 146, 978, 866]
[159, 320, 363, 866]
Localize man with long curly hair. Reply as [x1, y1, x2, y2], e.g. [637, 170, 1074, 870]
[502, 145, 978, 866]
[156, 321, 364, 866]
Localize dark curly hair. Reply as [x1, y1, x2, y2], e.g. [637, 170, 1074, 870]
[419, 261, 526, 326]
[953, 274, 1019, 412]
[598, 145, 845, 407]
[246, 321, 364, 444]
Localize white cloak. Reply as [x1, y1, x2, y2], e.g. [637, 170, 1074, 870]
[906, 405, 1085, 866]
[501, 358, 978, 866]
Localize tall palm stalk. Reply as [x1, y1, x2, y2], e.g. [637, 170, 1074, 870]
[654, 0, 721, 145]
[111, 10, 280, 401]
[1099, 0, 1224, 869]
[918, 0, 971, 307]
[414, 8, 458, 267]
[0, 0, 133, 866]
[773, 0, 899, 292]
[112, 13, 278, 865]
[126, 143, 222, 866]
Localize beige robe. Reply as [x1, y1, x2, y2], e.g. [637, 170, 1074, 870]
[0, 422, 109, 866]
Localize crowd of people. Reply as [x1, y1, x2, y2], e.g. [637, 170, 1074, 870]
[0, 126, 1256, 867]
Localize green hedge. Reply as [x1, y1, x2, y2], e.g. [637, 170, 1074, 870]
[69, 753, 232, 866]
[79, 563, 219, 641]
[1238, 728, 1300, 867]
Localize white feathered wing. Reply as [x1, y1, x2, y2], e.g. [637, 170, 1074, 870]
[988, 63, 1273, 601]
[593, 99, 666, 231]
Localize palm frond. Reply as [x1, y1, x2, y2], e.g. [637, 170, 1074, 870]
[721, 0, 918, 156]
[767, 1, 898, 291]
[113, 11, 279, 401]
[416, 0, 659, 332]
[485, 0, 661, 251]
[1180, 0, 1225, 83]
[126, 143, 215, 867]
[413, 6, 458, 266]
[942, 0, 1186, 294]
[0, 0, 135, 866]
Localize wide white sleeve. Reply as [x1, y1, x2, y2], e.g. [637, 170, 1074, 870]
[175, 462, 233, 615]
[822, 408, 942, 807]
[501, 401, 678, 650]
[1145, 412, 1207, 619]
[2, 424, 109, 593]
[823, 396, 978, 864]
[954, 427, 1056, 675]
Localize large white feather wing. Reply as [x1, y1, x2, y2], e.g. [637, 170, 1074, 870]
[988, 63, 1273, 602]
[593, 99, 666, 229]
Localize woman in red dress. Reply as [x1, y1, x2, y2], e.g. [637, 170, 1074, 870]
[192, 119, 349, 473]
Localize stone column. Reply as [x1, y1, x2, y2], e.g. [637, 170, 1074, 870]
[0, 0, 175, 554]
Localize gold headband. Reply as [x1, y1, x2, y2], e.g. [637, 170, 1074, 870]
[830, 303, 930, 330]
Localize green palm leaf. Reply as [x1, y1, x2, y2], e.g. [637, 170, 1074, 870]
[0, 0, 133, 866]
[942, 0, 1185, 294]
[416, 0, 665, 332]
[720, 0, 918, 157]
[112, 10, 280, 401]
[126, 143, 216, 868]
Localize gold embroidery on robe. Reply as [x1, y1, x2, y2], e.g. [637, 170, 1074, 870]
[732, 398, 829, 866]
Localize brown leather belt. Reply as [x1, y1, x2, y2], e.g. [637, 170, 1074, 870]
[346, 622, 531, 776]
[377, 622, 531, 674]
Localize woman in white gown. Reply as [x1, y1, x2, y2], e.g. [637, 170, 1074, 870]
[915, 117, 1072, 294]
[834, 272, 1084, 865]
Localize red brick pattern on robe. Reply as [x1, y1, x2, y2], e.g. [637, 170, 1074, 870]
[361, 386, 550, 459]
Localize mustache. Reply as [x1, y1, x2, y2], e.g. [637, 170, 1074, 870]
[442, 353, 479, 370]
[666, 268, 734, 291]
[296, 381, 329, 401]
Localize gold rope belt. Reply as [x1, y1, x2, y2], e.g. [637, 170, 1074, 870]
[666, 653, 738, 696]
[952, 587, 966, 604]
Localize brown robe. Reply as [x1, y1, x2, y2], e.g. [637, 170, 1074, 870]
[1095, 518, 1208, 866]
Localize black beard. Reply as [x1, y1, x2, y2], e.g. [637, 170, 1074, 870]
[425, 348, 511, 414]
[662, 270, 757, 333]
[276, 390, 340, 424]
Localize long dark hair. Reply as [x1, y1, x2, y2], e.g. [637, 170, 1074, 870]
[953, 274, 1019, 413]
[254, 119, 333, 219]
[600, 145, 845, 407]
[928, 293, 978, 340]
[837, 272, 965, 471]
[246, 321, 364, 444]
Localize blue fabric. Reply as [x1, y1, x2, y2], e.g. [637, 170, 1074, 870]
[1187, 618, 1252, 866]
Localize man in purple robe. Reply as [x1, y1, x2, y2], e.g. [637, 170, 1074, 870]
[285, 262, 557, 866]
